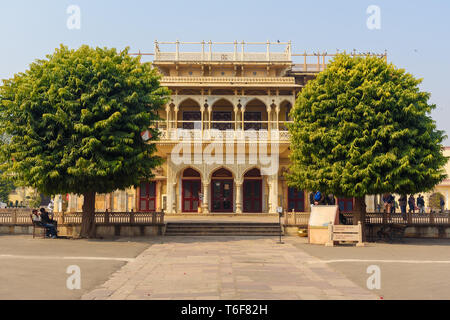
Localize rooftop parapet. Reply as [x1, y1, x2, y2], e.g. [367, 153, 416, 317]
[153, 41, 292, 63]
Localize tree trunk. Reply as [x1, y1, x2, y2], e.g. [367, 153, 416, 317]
[353, 196, 367, 241]
[80, 191, 96, 238]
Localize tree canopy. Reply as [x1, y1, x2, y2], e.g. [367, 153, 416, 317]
[0, 175, 14, 203]
[287, 54, 448, 198]
[0, 45, 168, 195]
[0, 45, 169, 236]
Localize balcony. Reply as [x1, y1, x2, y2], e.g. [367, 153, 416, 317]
[154, 120, 292, 142]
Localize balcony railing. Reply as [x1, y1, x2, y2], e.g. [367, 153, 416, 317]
[160, 76, 296, 86]
[153, 120, 292, 141]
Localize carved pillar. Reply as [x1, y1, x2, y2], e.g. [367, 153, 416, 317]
[166, 181, 175, 214]
[200, 105, 205, 135]
[233, 105, 239, 131]
[174, 105, 179, 130]
[275, 105, 280, 130]
[207, 105, 212, 130]
[267, 175, 278, 214]
[236, 181, 243, 214]
[165, 104, 171, 135]
[156, 181, 162, 211]
[266, 106, 272, 136]
[241, 107, 245, 131]
[202, 181, 210, 214]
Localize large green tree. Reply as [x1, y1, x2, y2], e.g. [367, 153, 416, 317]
[0, 175, 14, 204]
[287, 54, 448, 222]
[0, 45, 169, 237]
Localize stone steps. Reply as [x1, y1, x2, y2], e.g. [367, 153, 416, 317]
[164, 222, 282, 236]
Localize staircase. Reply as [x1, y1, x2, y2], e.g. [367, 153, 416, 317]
[164, 222, 282, 236]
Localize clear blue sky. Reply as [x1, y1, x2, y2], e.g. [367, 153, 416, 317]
[1, 0, 449, 144]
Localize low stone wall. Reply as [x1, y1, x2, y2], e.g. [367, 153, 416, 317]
[284, 225, 450, 239]
[367, 225, 450, 239]
[0, 223, 165, 238]
[0, 225, 34, 235]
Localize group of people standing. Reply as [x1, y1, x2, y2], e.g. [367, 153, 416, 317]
[381, 193, 445, 219]
[309, 191, 335, 206]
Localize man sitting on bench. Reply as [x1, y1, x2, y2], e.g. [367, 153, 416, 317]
[39, 208, 58, 238]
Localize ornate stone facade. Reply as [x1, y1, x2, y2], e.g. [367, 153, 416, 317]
[64, 41, 407, 215]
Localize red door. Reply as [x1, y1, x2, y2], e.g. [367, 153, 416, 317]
[139, 182, 156, 212]
[182, 180, 201, 212]
[243, 180, 262, 212]
[211, 180, 233, 212]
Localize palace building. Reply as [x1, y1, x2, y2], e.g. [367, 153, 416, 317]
[64, 41, 446, 215]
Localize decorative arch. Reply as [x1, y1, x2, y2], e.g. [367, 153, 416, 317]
[178, 97, 202, 108]
[241, 166, 261, 180]
[175, 164, 203, 181]
[211, 97, 235, 107]
[243, 97, 267, 109]
[208, 165, 236, 181]
[174, 96, 201, 107]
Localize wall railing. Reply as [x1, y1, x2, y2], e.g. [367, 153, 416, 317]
[284, 211, 450, 227]
[0, 210, 164, 226]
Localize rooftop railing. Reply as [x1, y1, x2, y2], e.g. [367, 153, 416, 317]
[152, 41, 292, 62]
[129, 42, 387, 73]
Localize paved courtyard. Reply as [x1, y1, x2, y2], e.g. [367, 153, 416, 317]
[1, 235, 450, 300]
[0, 235, 151, 300]
[82, 236, 377, 300]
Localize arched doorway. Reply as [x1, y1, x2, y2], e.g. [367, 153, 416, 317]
[182, 168, 201, 212]
[211, 168, 233, 212]
[243, 168, 262, 213]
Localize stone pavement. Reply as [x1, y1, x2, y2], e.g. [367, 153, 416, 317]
[82, 236, 377, 300]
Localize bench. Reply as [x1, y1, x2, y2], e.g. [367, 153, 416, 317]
[325, 222, 364, 247]
[30, 214, 47, 239]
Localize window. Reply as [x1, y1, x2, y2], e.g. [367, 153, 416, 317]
[212, 111, 232, 130]
[183, 111, 201, 129]
[338, 197, 354, 213]
[288, 188, 305, 212]
[244, 112, 261, 131]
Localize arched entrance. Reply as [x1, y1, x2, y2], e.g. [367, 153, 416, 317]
[243, 168, 262, 212]
[211, 168, 233, 212]
[182, 168, 201, 212]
